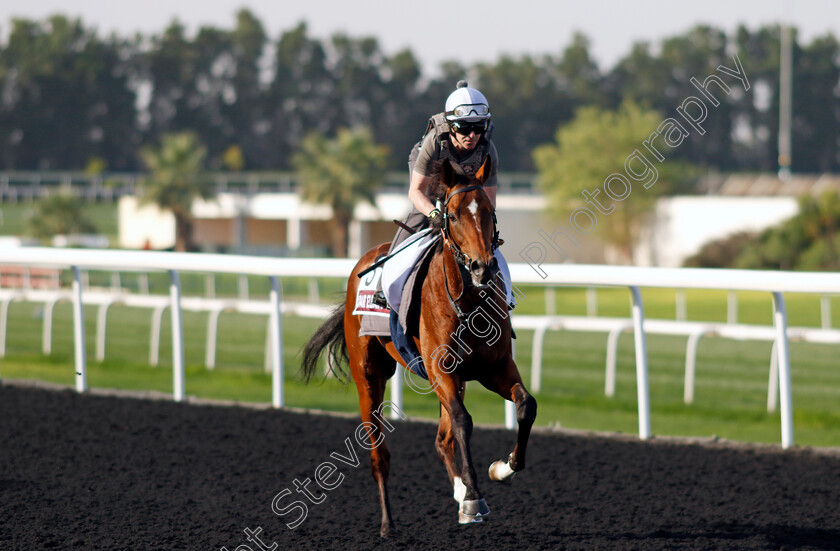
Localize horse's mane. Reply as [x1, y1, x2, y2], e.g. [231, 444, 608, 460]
[427, 160, 475, 202]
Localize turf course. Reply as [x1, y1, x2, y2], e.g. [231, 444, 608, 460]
[2, 282, 839, 448]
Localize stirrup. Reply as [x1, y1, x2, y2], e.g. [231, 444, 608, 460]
[372, 290, 388, 308]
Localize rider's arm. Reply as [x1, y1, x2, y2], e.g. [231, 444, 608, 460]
[408, 170, 437, 216]
[410, 133, 440, 216]
[484, 141, 499, 207]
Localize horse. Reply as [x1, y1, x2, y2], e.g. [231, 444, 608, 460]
[301, 156, 537, 537]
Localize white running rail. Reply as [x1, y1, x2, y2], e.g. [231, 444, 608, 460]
[3, 248, 840, 448]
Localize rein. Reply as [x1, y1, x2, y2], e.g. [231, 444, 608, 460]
[438, 184, 501, 320]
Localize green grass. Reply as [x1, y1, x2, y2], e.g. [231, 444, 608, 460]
[2, 287, 840, 448]
[0, 202, 118, 241]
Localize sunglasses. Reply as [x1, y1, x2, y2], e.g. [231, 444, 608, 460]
[450, 120, 488, 135]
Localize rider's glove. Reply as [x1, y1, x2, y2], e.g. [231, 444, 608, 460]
[427, 208, 444, 230]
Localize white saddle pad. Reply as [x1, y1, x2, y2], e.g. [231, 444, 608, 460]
[381, 229, 515, 313]
[381, 229, 437, 314]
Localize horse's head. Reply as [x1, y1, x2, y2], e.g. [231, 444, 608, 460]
[434, 156, 499, 288]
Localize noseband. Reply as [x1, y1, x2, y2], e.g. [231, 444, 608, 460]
[438, 184, 501, 320]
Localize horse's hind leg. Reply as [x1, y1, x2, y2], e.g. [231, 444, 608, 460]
[349, 338, 399, 538]
[482, 360, 538, 481]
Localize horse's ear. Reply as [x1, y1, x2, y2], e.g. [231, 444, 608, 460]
[441, 159, 456, 189]
[475, 155, 492, 185]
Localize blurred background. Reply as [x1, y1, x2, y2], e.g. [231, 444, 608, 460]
[2, 1, 840, 446]
[0, 0, 838, 269]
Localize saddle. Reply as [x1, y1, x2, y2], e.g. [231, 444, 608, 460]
[356, 232, 440, 339]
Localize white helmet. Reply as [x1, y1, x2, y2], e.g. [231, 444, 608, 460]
[445, 80, 490, 122]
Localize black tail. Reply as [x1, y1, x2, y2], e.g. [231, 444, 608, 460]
[301, 302, 350, 383]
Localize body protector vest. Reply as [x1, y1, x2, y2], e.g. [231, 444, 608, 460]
[418, 112, 495, 177]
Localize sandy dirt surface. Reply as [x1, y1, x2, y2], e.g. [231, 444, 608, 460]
[2, 383, 839, 550]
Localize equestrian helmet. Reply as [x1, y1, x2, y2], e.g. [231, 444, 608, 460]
[445, 80, 490, 122]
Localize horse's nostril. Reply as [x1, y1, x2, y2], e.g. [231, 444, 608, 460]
[470, 260, 483, 274]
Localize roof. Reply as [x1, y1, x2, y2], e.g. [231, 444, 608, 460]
[701, 173, 840, 196]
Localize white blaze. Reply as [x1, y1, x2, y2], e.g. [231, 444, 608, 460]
[467, 200, 482, 236]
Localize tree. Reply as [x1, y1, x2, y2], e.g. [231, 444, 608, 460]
[138, 132, 211, 251]
[607, 25, 735, 170]
[217, 9, 268, 169]
[28, 193, 96, 240]
[293, 127, 388, 257]
[0, 16, 138, 170]
[683, 231, 758, 268]
[534, 100, 696, 263]
[474, 54, 574, 171]
[375, 48, 429, 169]
[792, 35, 840, 172]
[733, 192, 840, 271]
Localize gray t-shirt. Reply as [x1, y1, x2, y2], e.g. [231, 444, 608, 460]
[412, 131, 498, 188]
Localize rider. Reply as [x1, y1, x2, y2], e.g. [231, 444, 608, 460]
[388, 80, 498, 254]
[374, 81, 506, 308]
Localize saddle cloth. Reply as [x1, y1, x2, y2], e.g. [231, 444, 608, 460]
[380, 228, 515, 331]
[355, 229, 438, 337]
[353, 229, 515, 379]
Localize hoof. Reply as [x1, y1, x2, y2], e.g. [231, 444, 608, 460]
[489, 459, 516, 483]
[458, 498, 490, 524]
[379, 524, 396, 538]
[458, 511, 483, 524]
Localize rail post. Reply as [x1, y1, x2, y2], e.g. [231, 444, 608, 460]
[772, 292, 794, 449]
[630, 286, 651, 440]
[169, 270, 185, 402]
[149, 304, 167, 366]
[71, 266, 87, 393]
[390, 363, 403, 420]
[269, 276, 284, 408]
[206, 308, 224, 369]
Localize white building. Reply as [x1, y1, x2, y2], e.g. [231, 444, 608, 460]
[118, 173, 840, 267]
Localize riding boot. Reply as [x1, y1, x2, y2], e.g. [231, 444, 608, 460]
[373, 289, 388, 308]
[374, 209, 429, 308]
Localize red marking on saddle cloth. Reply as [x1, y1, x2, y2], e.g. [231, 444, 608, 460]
[355, 291, 389, 315]
[353, 266, 390, 317]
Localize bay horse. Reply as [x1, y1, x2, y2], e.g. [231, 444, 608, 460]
[301, 156, 537, 537]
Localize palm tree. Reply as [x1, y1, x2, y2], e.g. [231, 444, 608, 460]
[28, 193, 96, 240]
[293, 128, 388, 257]
[139, 132, 212, 252]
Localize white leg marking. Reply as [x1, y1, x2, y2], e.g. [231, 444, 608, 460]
[453, 476, 466, 504]
[488, 460, 516, 481]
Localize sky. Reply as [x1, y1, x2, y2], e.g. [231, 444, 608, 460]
[0, 0, 838, 73]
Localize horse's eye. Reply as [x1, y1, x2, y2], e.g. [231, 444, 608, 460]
[448, 214, 457, 223]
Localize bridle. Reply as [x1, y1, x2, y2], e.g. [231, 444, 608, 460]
[438, 184, 501, 320]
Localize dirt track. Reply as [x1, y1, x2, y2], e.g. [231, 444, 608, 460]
[1, 382, 839, 550]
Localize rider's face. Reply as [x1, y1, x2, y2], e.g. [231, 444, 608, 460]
[450, 128, 481, 152]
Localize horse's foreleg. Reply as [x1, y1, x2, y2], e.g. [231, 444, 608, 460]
[436, 387, 467, 505]
[484, 366, 537, 482]
[435, 378, 489, 524]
